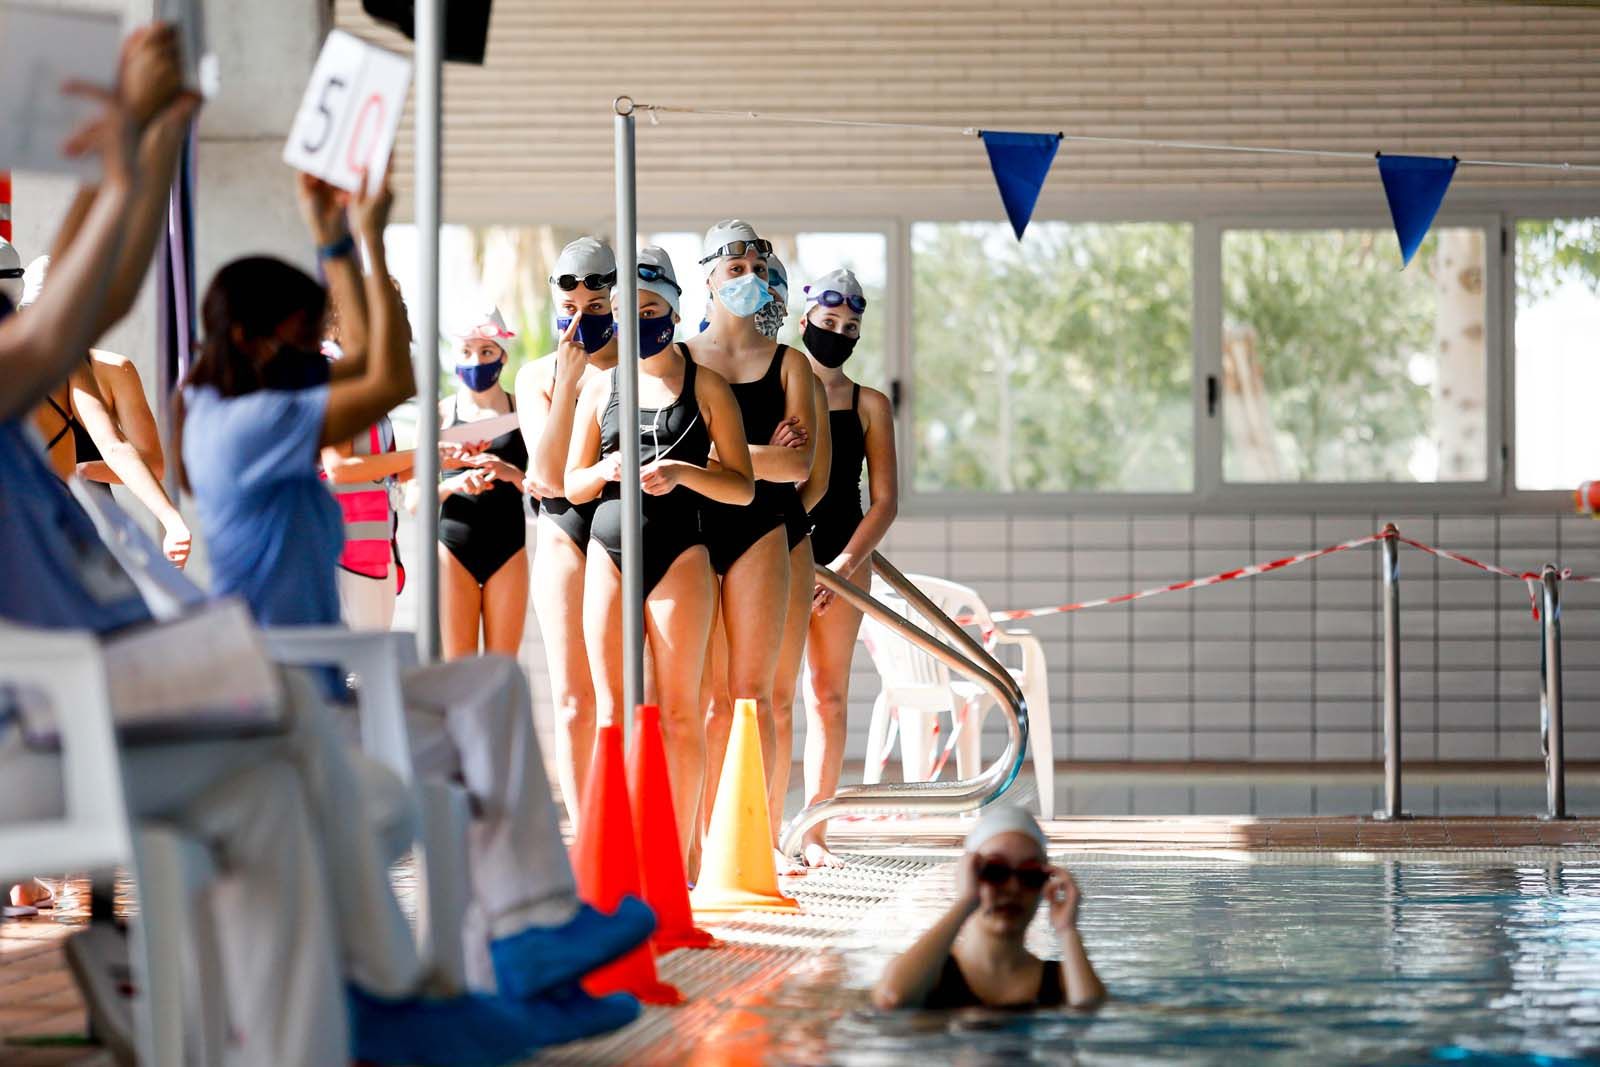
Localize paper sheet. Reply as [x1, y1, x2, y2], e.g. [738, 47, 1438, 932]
[0, 4, 122, 177]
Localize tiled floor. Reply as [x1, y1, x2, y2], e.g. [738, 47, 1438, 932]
[5, 815, 1599, 1064]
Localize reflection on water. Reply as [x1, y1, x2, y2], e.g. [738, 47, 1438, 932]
[678, 861, 1600, 1066]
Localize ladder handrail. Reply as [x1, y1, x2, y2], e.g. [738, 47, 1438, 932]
[777, 552, 1031, 858]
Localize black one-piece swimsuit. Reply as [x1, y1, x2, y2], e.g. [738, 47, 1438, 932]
[439, 394, 529, 585]
[699, 343, 807, 575]
[589, 354, 711, 595]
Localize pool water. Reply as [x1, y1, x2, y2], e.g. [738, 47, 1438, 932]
[713, 860, 1600, 1066]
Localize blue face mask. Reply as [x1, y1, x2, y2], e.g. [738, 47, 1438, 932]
[639, 314, 675, 358]
[555, 313, 617, 354]
[456, 358, 505, 393]
[714, 273, 771, 318]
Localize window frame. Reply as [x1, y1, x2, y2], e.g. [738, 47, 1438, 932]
[1201, 210, 1506, 510]
[633, 193, 1591, 517]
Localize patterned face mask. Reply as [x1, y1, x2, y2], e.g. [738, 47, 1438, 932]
[754, 298, 787, 339]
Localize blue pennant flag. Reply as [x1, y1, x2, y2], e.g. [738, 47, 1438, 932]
[980, 131, 1063, 240]
[1376, 153, 1458, 268]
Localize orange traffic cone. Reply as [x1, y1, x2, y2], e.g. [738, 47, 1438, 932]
[628, 705, 717, 950]
[690, 699, 800, 915]
[570, 721, 682, 1004]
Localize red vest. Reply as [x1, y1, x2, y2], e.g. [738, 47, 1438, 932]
[322, 419, 402, 585]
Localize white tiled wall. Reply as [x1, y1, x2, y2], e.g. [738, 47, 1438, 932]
[445, 509, 1600, 785]
[865, 511, 1600, 771]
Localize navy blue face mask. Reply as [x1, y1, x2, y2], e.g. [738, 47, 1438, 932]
[456, 358, 505, 393]
[639, 314, 675, 358]
[555, 313, 616, 354]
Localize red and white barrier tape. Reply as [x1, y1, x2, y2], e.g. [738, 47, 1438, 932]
[960, 529, 1597, 629]
[959, 531, 1388, 628]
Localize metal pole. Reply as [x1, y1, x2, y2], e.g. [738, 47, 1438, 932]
[1378, 523, 1406, 820]
[1541, 564, 1568, 819]
[413, 0, 443, 663]
[614, 98, 644, 722]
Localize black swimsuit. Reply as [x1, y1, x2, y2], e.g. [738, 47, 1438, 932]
[808, 383, 866, 567]
[699, 344, 805, 575]
[540, 358, 597, 551]
[43, 394, 82, 454]
[924, 956, 1067, 1011]
[439, 394, 529, 585]
[590, 355, 709, 596]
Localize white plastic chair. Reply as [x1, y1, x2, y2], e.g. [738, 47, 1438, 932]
[858, 583, 962, 787]
[859, 574, 1056, 819]
[71, 482, 472, 993]
[0, 623, 226, 1066]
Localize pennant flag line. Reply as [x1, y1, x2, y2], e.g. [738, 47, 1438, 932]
[980, 131, 1063, 240]
[1376, 152, 1458, 268]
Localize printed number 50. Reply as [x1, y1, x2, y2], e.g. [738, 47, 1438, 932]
[301, 75, 348, 155]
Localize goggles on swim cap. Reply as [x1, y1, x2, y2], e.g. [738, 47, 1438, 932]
[638, 262, 680, 292]
[809, 289, 867, 314]
[550, 270, 617, 292]
[698, 238, 773, 265]
[0, 268, 23, 280]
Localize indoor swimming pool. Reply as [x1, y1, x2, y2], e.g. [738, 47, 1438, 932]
[646, 858, 1600, 1066]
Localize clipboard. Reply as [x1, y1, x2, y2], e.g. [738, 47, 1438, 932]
[439, 412, 521, 444]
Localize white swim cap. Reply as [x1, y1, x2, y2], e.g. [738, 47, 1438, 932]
[550, 237, 616, 288]
[700, 219, 768, 268]
[636, 245, 681, 315]
[804, 267, 865, 308]
[452, 305, 515, 356]
[20, 254, 48, 309]
[963, 805, 1048, 857]
[0, 241, 23, 307]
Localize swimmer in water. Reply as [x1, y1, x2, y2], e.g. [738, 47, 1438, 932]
[873, 807, 1105, 1011]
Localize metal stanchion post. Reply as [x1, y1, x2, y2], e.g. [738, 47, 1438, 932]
[413, 0, 443, 662]
[1376, 524, 1407, 820]
[614, 98, 644, 727]
[1540, 564, 1569, 820]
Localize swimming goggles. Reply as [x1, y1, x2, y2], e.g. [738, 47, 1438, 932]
[975, 861, 1049, 890]
[698, 238, 773, 264]
[807, 289, 867, 314]
[638, 263, 680, 292]
[0, 268, 23, 280]
[549, 270, 618, 292]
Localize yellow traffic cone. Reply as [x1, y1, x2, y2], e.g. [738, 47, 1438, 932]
[690, 699, 800, 915]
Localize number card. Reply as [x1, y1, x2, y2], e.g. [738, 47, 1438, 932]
[283, 29, 411, 192]
[0, 4, 123, 177]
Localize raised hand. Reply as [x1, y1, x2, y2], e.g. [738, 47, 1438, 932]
[348, 165, 394, 244]
[553, 314, 588, 384]
[1044, 866, 1082, 933]
[118, 22, 183, 127]
[296, 174, 351, 246]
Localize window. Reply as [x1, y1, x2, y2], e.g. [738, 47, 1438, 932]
[1220, 227, 1489, 484]
[910, 221, 1193, 493]
[1514, 218, 1600, 491]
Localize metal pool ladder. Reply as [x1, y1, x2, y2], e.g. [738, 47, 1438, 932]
[777, 552, 1032, 860]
